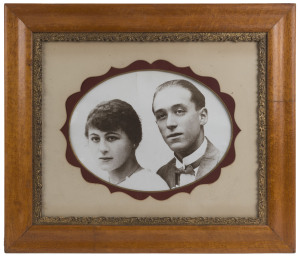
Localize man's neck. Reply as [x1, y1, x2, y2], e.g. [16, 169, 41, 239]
[175, 136, 207, 168]
[176, 128, 204, 160]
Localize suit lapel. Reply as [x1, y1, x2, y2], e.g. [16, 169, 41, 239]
[158, 159, 177, 189]
[195, 139, 220, 180]
[157, 138, 221, 188]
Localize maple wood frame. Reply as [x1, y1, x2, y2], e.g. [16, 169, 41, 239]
[4, 4, 295, 253]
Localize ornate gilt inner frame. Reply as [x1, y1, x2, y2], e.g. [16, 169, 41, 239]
[33, 32, 266, 225]
[5, 4, 295, 253]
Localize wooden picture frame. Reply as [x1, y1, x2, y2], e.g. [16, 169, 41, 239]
[4, 4, 295, 253]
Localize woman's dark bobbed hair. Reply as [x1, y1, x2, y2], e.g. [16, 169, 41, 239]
[85, 99, 142, 147]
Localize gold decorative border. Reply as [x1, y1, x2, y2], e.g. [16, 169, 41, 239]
[32, 32, 267, 225]
[38, 216, 261, 225]
[257, 36, 267, 224]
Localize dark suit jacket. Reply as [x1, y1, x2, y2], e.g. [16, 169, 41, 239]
[157, 138, 221, 189]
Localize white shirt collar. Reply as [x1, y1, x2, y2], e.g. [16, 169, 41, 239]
[175, 137, 207, 170]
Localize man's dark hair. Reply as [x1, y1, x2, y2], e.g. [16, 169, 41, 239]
[152, 79, 205, 112]
[85, 99, 142, 147]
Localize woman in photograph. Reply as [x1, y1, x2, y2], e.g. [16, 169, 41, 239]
[85, 99, 168, 191]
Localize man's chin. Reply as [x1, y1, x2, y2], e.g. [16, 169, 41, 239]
[168, 142, 187, 153]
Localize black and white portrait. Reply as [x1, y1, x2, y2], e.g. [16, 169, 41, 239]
[69, 71, 232, 191]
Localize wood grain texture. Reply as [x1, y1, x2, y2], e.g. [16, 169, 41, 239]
[4, 5, 33, 251]
[5, 225, 292, 253]
[4, 3, 295, 253]
[268, 4, 296, 102]
[267, 4, 296, 251]
[5, 4, 294, 32]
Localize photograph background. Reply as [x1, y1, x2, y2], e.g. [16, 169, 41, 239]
[42, 41, 258, 217]
[69, 71, 232, 182]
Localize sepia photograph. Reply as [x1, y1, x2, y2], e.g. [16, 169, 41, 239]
[69, 70, 232, 191]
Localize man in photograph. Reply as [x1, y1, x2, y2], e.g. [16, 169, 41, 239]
[152, 79, 221, 189]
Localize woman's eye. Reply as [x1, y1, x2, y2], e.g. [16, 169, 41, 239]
[91, 137, 100, 143]
[106, 136, 118, 142]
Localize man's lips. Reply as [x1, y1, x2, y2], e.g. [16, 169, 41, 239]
[167, 133, 183, 138]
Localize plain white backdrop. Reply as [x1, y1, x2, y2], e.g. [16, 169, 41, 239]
[1, 0, 298, 256]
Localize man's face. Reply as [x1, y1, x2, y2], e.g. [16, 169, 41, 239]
[153, 86, 206, 157]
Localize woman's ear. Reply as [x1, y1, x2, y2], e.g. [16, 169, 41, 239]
[198, 107, 208, 126]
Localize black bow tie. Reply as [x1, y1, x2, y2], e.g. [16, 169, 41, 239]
[175, 156, 203, 176]
[175, 165, 195, 176]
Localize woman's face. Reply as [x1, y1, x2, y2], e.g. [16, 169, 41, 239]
[88, 127, 134, 172]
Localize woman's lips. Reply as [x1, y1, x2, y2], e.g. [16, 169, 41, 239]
[99, 157, 113, 161]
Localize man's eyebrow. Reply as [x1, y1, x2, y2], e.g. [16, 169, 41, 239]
[89, 133, 99, 136]
[172, 104, 187, 108]
[154, 104, 187, 114]
[153, 108, 165, 114]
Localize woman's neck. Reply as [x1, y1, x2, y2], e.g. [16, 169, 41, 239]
[108, 153, 142, 185]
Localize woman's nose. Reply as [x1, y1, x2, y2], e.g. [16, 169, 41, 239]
[98, 140, 109, 153]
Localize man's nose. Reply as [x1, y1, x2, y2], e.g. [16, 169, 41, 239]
[98, 140, 109, 153]
[166, 114, 177, 129]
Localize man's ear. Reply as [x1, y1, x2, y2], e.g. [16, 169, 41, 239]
[198, 107, 208, 126]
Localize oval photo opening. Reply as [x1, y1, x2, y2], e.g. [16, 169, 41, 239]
[69, 71, 232, 191]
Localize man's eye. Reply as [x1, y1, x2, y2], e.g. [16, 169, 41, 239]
[106, 136, 118, 142]
[156, 113, 167, 121]
[175, 109, 185, 115]
[91, 137, 100, 143]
